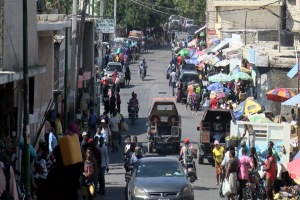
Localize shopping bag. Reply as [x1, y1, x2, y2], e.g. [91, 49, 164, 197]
[122, 122, 129, 131]
[222, 179, 232, 196]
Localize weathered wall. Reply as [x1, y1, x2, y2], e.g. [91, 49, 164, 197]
[3, 0, 38, 71]
[286, 0, 300, 32]
[256, 67, 297, 116]
[206, 0, 217, 42]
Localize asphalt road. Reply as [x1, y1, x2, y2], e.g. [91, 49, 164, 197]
[94, 32, 221, 200]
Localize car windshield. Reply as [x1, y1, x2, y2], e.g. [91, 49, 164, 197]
[181, 74, 200, 83]
[106, 65, 122, 72]
[187, 21, 193, 24]
[136, 162, 184, 177]
[184, 64, 196, 71]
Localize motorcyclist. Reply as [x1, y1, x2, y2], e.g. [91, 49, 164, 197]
[128, 92, 139, 117]
[139, 58, 147, 76]
[124, 143, 136, 172]
[178, 138, 196, 164]
[130, 146, 143, 167]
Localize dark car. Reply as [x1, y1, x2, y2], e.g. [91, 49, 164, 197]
[187, 25, 198, 37]
[125, 157, 194, 200]
[180, 63, 197, 75]
[177, 71, 200, 102]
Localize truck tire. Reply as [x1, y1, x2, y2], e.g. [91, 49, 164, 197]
[198, 154, 204, 164]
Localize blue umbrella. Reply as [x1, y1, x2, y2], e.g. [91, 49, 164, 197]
[18, 141, 36, 158]
[185, 59, 199, 65]
[214, 87, 231, 93]
[293, 151, 300, 160]
[192, 54, 199, 59]
[207, 82, 223, 91]
[189, 50, 196, 57]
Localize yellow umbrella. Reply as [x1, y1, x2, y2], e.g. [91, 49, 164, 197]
[229, 66, 250, 76]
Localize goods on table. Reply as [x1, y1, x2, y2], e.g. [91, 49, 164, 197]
[276, 185, 300, 200]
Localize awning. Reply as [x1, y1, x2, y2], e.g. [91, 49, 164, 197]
[211, 38, 232, 52]
[282, 93, 300, 106]
[195, 26, 206, 34]
[287, 63, 299, 78]
[222, 45, 242, 54]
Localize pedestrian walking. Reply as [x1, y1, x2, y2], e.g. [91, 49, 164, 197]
[98, 137, 109, 195]
[263, 148, 276, 200]
[124, 135, 131, 154]
[109, 110, 120, 152]
[191, 88, 199, 115]
[109, 89, 116, 115]
[237, 148, 253, 200]
[116, 88, 121, 113]
[125, 63, 131, 85]
[82, 147, 97, 200]
[212, 140, 224, 185]
[99, 119, 112, 149]
[176, 79, 184, 104]
[169, 68, 177, 96]
[225, 150, 238, 200]
[89, 108, 98, 137]
[91, 138, 101, 196]
[48, 127, 58, 155]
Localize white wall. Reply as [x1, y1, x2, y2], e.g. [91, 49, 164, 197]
[3, 0, 38, 71]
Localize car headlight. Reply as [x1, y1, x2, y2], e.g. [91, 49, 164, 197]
[119, 75, 122, 78]
[180, 185, 193, 195]
[133, 186, 146, 196]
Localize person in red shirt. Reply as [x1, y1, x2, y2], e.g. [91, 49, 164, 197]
[263, 149, 276, 200]
[112, 70, 118, 83]
[177, 55, 182, 67]
[211, 94, 218, 109]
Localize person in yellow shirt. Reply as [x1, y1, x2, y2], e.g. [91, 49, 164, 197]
[212, 140, 224, 185]
[55, 113, 63, 136]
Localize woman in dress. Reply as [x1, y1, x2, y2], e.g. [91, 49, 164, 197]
[125, 63, 131, 85]
[176, 79, 184, 104]
[225, 150, 238, 200]
[212, 140, 224, 185]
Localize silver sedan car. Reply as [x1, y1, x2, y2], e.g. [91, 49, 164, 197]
[125, 157, 194, 200]
[104, 62, 125, 87]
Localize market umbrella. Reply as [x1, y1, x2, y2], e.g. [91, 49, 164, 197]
[18, 141, 37, 158]
[248, 115, 273, 123]
[207, 82, 223, 91]
[194, 51, 204, 56]
[230, 72, 252, 81]
[197, 55, 206, 62]
[188, 39, 196, 47]
[212, 37, 220, 44]
[185, 59, 199, 65]
[266, 88, 295, 102]
[208, 74, 232, 83]
[198, 62, 204, 70]
[287, 158, 300, 183]
[233, 97, 264, 119]
[216, 92, 229, 99]
[189, 50, 196, 57]
[214, 87, 231, 93]
[178, 48, 190, 56]
[229, 66, 250, 76]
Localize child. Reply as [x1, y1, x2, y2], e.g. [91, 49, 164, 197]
[124, 135, 131, 154]
[82, 147, 97, 200]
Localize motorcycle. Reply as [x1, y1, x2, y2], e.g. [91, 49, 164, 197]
[179, 155, 197, 183]
[128, 104, 137, 126]
[140, 65, 147, 81]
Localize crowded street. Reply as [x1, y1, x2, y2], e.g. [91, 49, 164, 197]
[92, 32, 219, 200]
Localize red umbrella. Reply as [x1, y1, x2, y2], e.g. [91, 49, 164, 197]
[266, 88, 295, 102]
[287, 158, 300, 182]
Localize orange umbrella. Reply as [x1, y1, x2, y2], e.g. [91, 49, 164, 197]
[266, 88, 295, 102]
[198, 62, 204, 70]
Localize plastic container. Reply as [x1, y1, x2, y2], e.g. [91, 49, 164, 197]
[59, 134, 83, 166]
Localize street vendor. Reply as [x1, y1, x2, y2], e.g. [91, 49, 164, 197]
[239, 116, 255, 148]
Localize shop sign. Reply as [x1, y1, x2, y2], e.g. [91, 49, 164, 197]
[207, 30, 216, 35]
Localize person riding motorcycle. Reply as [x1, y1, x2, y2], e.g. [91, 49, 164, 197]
[178, 138, 196, 164]
[128, 92, 139, 117]
[130, 146, 143, 167]
[139, 58, 147, 76]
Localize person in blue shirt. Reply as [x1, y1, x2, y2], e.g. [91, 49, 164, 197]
[139, 58, 147, 76]
[237, 141, 249, 158]
[89, 108, 98, 136]
[167, 61, 175, 75]
[130, 146, 143, 167]
[172, 55, 177, 66]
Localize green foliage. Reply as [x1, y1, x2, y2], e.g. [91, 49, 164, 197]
[173, 0, 206, 25]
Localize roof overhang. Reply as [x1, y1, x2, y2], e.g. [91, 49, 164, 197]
[37, 21, 71, 31]
[195, 25, 206, 34]
[0, 65, 47, 84]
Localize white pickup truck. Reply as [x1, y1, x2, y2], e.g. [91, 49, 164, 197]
[230, 120, 291, 174]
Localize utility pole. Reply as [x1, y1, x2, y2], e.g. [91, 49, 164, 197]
[125, 0, 127, 35]
[244, 11, 247, 46]
[114, 0, 117, 39]
[22, 0, 30, 197]
[278, 0, 281, 53]
[64, 0, 69, 132]
[70, 0, 77, 122]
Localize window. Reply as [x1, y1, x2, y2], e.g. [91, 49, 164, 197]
[157, 105, 173, 111]
[136, 162, 184, 177]
[187, 21, 193, 24]
[106, 65, 122, 72]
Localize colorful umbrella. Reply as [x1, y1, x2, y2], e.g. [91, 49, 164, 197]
[212, 37, 220, 44]
[185, 59, 199, 65]
[208, 74, 232, 83]
[229, 66, 250, 76]
[214, 87, 231, 93]
[188, 39, 196, 47]
[198, 62, 204, 70]
[234, 98, 264, 119]
[194, 51, 204, 56]
[197, 55, 206, 62]
[287, 158, 300, 183]
[189, 50, 196, 57]
[178, 48, 190, 56]
[266, 88, 295, 102]
[248, 115, 273, 123]
[217, 92, 227, 99]
[207, 82, 223, 91]
[230, 72, 252, 81]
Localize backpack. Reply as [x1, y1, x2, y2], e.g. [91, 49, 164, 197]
[184, 146, 193, 163]
[3, 162, 11, 192]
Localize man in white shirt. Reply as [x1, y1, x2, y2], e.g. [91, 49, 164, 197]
[95, 120, 112, 148]
[169, 69, 177, 96]
[109, 110, 120, 152]
[98, 137, 109, 195]
[49, 128, 58, 155]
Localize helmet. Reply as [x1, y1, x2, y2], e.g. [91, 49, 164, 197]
[184, 138, 190, 144]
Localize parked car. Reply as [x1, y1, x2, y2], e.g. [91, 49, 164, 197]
[147, 98, 181, 154]
[176, 71, 200, 103]
[125, 157, 194, 200]
[181, 63, 197, 74]
[183, 20, 194, 32]
[197, 109, 234, 164]
[103, 62, 125, 87]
